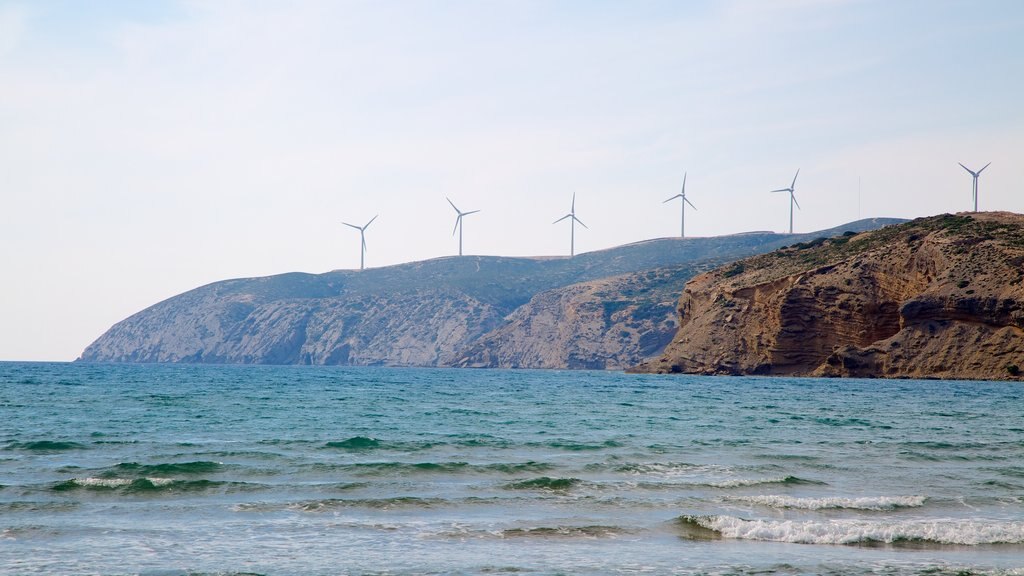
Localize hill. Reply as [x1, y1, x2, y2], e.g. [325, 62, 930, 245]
[633, 212, 1024, 381]
[79, 218, 902, 367]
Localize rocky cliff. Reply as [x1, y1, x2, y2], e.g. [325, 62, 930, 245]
[635, 212, 1024, 381]
[454, 264, 713, 370]
[80, 219, 902, 368]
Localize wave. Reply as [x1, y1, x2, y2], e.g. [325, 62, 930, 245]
[325, 436, 385, 450]
[498, 525, 632, 538]
[51, 477, 254, 494]
[599, 463, 825, 489]
[708, 476, 826, 489]
[503, 477, 581, 491]
[0, 501, 79, 512]
[7, 440, 87, 452]
[528, 439, 624, 451]
[311, 460, 554, 477]
[677, 515, 1024, 546]
[108, 461, 223, 476]
[730, 495, 927, 511]
[291, 496, 445, 511]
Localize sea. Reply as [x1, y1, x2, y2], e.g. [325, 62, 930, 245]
[1, 362, 1023, 576]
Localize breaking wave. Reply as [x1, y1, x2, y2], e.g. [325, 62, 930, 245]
[51, 477, 252, 493]
[730, 495, 927, 511]
[677, 515, 1024, 546]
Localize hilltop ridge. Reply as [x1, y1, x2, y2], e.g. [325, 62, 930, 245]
[80, 218, 903, 368]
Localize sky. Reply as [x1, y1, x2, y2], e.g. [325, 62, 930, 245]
[1, 0, 1022, 361]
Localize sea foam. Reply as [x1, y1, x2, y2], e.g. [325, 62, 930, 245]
[731, 495, 927, 511]
[678, 515, 1024, 546]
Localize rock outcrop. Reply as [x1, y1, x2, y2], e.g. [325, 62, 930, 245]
[454, 265, 709, 370]
[634, 212, 1024, 381]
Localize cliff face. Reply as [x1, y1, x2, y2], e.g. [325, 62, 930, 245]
[454, 265, 707, 370]
[80, 283, 504, 366]
[635, 213, 1024, 381]
[80, 219, 904, 368]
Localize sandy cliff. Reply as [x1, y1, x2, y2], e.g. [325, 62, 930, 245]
[635, 213, 1024, 380]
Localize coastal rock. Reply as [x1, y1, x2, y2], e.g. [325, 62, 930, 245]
[634, 212, 1024, 380]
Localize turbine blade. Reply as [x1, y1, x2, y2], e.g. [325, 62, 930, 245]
[553, 214, 571, 224]
[685, 198, 697, 210]
[364, 214, 379, 228]
[362, 237, 367, 252]
[452, 215, 461, 236]
[978, 162, 992, 174]
[446, 196, 460, 213]
[791, 169, 800, 190]
[770, 188, 791, 193]
[682, 171, 687, 193]
[792, 194, 801, 210]
[664, 194, 683, 203]
[959, 162, 975, 176]
[571, 191, 576, 213]
[342, 222, 361, 230]
[574, 216, 588, 229]
[464, 210, 480, 216]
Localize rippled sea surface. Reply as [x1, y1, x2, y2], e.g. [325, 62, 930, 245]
[2, 362, 1023, 575]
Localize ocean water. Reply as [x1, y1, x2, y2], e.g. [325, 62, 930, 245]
[2, 363, 1023, 575]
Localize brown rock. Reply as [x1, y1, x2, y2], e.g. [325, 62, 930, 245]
[634, 212, 1024, 381]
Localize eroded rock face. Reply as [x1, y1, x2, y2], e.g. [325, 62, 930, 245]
[636, 213, 1024, 381]
[454, 266, 698, 370]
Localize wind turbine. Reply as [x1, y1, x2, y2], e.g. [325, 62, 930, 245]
[553, 192, 588, 257]
[341, 215, 377, 270]
[771, 169, 801, 234]
[959, 162, 991, 212]
[447, 197, 480, 256]
[663, 172, 696, 238]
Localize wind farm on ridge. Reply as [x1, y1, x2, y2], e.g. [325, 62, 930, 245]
[341, 162, 994, 270]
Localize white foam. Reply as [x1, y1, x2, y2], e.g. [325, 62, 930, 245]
[708, 477, 793, 488]
[690, 515, 1024, 545]
[71, 478, 133, 488]
[70, 477, 174, 488]
[732, 495, 927, 511]
[623, 462, 733, 479]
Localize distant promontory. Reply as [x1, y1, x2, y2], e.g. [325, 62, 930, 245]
[79, 219, 899, 370]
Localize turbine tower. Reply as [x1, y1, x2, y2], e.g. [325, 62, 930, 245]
[771, 169, 801, 234]
[342, 215, 377, 270]
[447, 197, 480, 256]
[663, 172, 696, 238]
[553, 192, 588, 257]
[959, 162, 991, 212]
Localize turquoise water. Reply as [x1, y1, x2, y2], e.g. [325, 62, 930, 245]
[2, 362, 1023, 575]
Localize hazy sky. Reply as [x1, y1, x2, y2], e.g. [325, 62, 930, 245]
[2, 0, 1022, 361]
